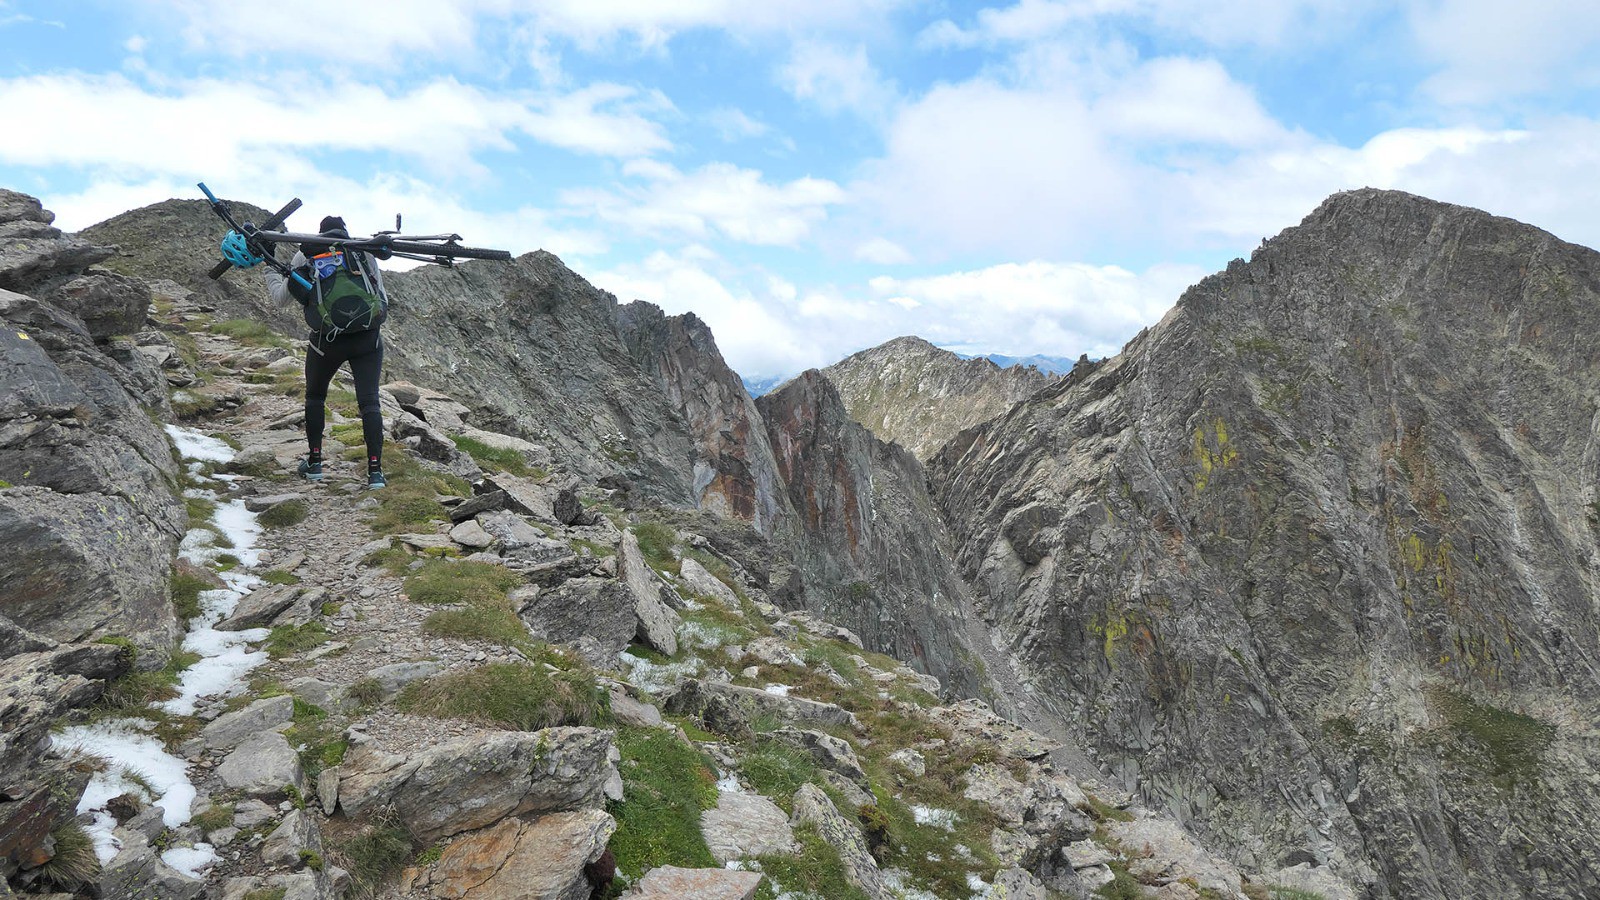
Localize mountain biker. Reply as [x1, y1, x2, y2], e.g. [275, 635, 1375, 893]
[263, 215, 392, 489]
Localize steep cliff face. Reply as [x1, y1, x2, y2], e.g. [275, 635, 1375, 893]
[932, 189, 1600, 898]
[1, 190, 184, 657]
[759, 371, 996, 698]
[615, 302, 788, 533]
[822, 335, 1057, 460]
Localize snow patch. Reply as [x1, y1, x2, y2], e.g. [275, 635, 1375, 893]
[716, 773, 744, 795]
[618, 652, 702, 696]
[56, 722, 199, 863]
[912, 805, 958, 830]
[763, 683, 791, 697]
[161, 843, 217, 878]
[165, 424, 234, 463]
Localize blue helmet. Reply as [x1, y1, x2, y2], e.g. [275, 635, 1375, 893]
[220, 230, 262, 268]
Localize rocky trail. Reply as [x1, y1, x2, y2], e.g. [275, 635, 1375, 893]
[3, 186, 1349, 900]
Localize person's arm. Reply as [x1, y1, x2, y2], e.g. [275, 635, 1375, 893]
[264, 251, 309, 304]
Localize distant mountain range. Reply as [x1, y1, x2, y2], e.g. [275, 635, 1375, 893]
[741, 350, 1079, 397]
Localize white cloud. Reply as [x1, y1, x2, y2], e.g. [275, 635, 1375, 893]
[1094, 57, 1288, 148]
[922, 0, 1377, 50]
[855, 237, 913, 265]
[0, 72, 670, 186]
[1407, 0, 1600, 105]
[563, 161, 847, 247]
[867, 260, 1203, 359]
[144, 0, 909, 63]
[779, 41, 898, 118]
[706, 107, 772, 142]
[589, 250, 828, 377]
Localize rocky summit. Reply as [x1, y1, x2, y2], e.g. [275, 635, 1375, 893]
[933, 188, 1600, 898]
[1, 183, 1593, 900]
[822, 335, 1060, 461]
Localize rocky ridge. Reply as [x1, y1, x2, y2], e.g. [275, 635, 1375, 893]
[0, 187, 1313, 900]
[932, 189, 1600, 898]
[820, 336, 1060, 461]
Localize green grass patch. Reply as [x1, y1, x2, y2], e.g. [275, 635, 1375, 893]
[259, 500, 309, 529]
[192, 803, 234, 834]
[184, 494, 217, 524]
[170, 391, 221, 420]
[606, 727, 719, 883]
[397, 661, 608, 731]
[327, 387, 361, 418]
[422, 605, 533, 649]
[260, 569, 302, 586]
[450, 434, 535, 477]
[1085, 793, 1135, 823]
[211, 318, 284, 347]
[93, 648, 201, 714]
[404, 559, 522, 605]
[363, 543, 413, 575]
[331, 814, 412, 898]
[632, 521, 679, 572]
[264, 622, 330, 659]
[572, 538, 616, 558]
[364, 448, 468, 532]
[739, 740, 823, 810]
[755, 823, 871, 900]
[1427, 685, 1554, 785]
[346, 678, 385, 709]
[171, 568, 215, 623]
[1096, 860, 1143, 899]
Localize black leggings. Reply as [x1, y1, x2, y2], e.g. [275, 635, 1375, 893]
[304, 329, 384, 469]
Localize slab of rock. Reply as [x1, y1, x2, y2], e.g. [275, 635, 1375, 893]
[317, 768, 340, 815]
[887, 749, 925, 777]
[480, 474, 558, 522]
[261, 808, 324, 870]
[929, 700, 1061, 760]
[819, 770, 874, 812]
[520, 577, 636, 664]
[791, 784, 891, 900]
[0, 216, 113, 293]
[1108, 815, 1245, 898]
[233, 799, 276, 829]
[244, 493, 305, 513]
[991, 867, 1049, 900]
[701, 791, 795, 864]
[99, 827, 204, 900]
[288, 677, 354, 715]
[964, 763, 1028, 825]
[216, 731, 305, 799]
[618, 530, 680, 656]
[367, 661, 445, 700]
[422, 809, 614, 900]
[623, 866, 763, 900]
[42, 270, 150, 339]
[399, 533, 457, 553]
[477, 512, 567, 562]
[662, 679, 858, 735]
[338, 728, 611, 844]
[449, 519, 494, 549]
[200, 694, 294, 750]
[677, 558, 740, 608]
[771, 728, 869, 789]
[607, 689, 664, 728]
[216, 585, 301, 631]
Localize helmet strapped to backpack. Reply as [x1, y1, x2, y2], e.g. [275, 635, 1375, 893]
[295, 246, 387, 340]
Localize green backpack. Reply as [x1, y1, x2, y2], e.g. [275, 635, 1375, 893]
[298, 249, 387, 338]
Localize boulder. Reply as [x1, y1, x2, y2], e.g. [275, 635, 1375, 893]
[215, 585, 301, 632]
[661, 679, 858, 735]
[623, 866, 763, 900]
[887, 749, 925, 777]
[0, 218, 113, 294]
[7, 642, 129, 779]
[260, 809, 324, 870]
[449, 519, 494, 549]
[1107, 815, 1245, 898]
[677, 558, 739, 608]
[771, 728, 869, 789]
[964, 763, 1028, 826]
[40, 270, 150, 340]
[366, 661, 445, 700]
[215, 731, 306, 800]
[520, 578, 636, 664]
[929, 700, 1061, 760]
[790, 784, 891, 900]
[421, 809, 614, 900]
[618, 531, 680, 656]
[199, 694, 294, 750]
[479, 474, 557, 522]
[98, 828, 205, 900]
[990, 867, 1050, 900]
[337, 728, 611, 844]
[700, 791, 795, 864]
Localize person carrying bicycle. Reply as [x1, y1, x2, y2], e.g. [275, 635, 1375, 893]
[264, 215, 393, 490]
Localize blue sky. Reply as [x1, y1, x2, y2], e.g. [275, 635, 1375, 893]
[3, 1, 1598, 379]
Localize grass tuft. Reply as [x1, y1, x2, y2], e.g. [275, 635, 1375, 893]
[450, 434, 534, 477]
[211, 318, 284, 347]
[404, 559, 522, 606]
[756, 823, 871, 900]
[37, 821, 99, 888]
[259, 500, 309, 529]
[397, 662, 607, 731]
[264, 623, 330, 659]
[632, 521, 679, 572]
[606, 727, 719, 882]
[331, 813, 412, 898]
